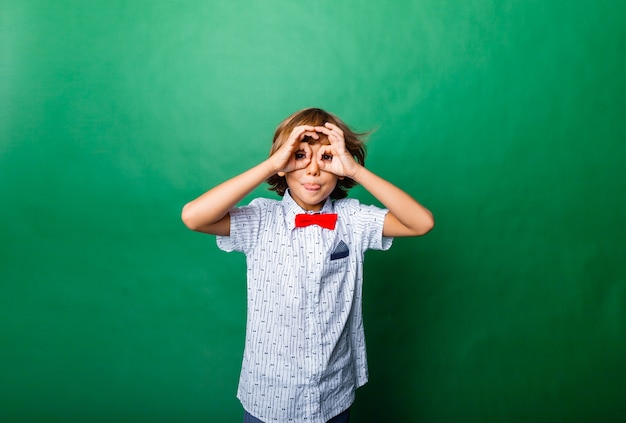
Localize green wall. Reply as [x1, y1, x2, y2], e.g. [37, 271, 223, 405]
[1, 1, 625, 422]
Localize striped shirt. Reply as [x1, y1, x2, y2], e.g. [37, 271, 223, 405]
[217, 190, 392, 423]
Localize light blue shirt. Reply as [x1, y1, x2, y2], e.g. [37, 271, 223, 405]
[217, 190, 392, 423]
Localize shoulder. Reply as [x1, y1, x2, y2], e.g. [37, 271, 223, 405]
[237, 197, 283, 212]
[334, 198, 386, 215]
[334, 197, 389, 228]
[333, 197, 361, 213]
[247, 197, 281, 208]
[230, 197, 282, 220]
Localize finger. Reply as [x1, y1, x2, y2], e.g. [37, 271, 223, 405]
[317, 145, 334, 165]
[301, 141, 313, 159]
[325, 131, 344, 151]
[291, 125, 316, 142]
[314, 125, 332, 135]
[315, 124, 344, 144]
[290, 142, 311, 171]
[317, 143, 332, 155]
[295, 124, 316, 132]
[314, 127, 338, 146]
[303, 131, 319, 140]
[316, 149, 328, 170]
[324, 122, 344, 136]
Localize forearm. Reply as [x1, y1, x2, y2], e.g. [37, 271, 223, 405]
[351, 165, 434, 237]
[181, 159, 275, 231]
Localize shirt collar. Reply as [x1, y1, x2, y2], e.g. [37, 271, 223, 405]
[283, 189, 335, 231]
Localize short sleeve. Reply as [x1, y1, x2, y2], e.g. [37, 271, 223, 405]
[359, 203, 393, 251]
[338, 199, 393, 252]
[216, 198, 267, 254]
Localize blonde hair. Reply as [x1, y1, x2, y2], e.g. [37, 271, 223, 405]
[266, 108, 367, 199]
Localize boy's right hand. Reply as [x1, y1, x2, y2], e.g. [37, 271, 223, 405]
[270, 125, 318, 176]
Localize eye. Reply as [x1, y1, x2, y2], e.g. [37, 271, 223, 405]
[295, 151, 306, 160]
[321, 153, 333, 161]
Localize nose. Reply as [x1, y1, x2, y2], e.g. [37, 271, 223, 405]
[306, 157, 320, 176]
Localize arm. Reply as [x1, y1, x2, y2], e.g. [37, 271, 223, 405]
[351, 166, 434, 237]
[181, 160, 275, 235]
[181, 125, 319, 235]
[315, 123, 434, 237]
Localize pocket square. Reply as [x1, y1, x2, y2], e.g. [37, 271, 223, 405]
[330, 240, 349, 260]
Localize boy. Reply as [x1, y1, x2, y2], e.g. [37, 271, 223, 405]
[182, 108, 434, 423]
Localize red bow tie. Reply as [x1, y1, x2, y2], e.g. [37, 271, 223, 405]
[295, 213, 338, 230]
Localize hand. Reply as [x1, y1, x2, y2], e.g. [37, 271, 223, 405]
[270, 125, 319, 175]
[314, 122, 361, 178]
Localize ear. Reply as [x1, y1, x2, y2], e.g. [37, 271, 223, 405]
[277, 172, 285, 177]
[338, 176, 345, 180]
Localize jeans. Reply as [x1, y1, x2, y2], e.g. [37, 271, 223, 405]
[244, 407, 350, 423]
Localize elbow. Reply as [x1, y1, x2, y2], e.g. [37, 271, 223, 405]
[181, 203, 200, 231]
[422, 216, 435, 235]
[416, 212, 435, 236]
[181, 203, 229, 235]
[385, 209, 435, 237]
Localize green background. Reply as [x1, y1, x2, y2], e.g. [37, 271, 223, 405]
[1, 1, 625, 422]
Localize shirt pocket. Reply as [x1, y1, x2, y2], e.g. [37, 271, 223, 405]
[330, 240, 350, 261]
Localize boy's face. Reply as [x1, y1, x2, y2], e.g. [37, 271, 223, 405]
[284, 139, 339, 212]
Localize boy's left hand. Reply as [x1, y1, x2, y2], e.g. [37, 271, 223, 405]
[314, 123, 361, 179]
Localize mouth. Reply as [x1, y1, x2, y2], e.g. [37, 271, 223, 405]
[303, 183, 321, 191]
